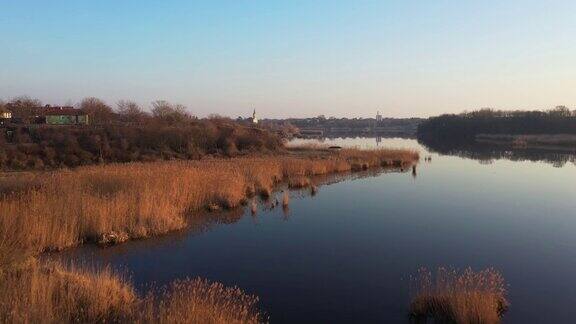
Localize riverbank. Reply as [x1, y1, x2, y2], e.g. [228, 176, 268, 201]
[0, 147, 418, 266]
[0, 146, 418, 323]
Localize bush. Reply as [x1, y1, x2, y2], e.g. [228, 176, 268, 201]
[0, 119, 284, 170]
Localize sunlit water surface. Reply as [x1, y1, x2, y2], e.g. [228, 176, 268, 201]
[57, 137, 576, 323]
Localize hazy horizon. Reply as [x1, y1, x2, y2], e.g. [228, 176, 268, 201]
[1, 1, 575, 119]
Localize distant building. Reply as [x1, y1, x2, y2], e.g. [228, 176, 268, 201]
[0, 108, 11, 126]
[251, 109, 258, 124]
[44, 107, 89, 125]
[373, 110, 383, 130]
[0, 109, 11, 119]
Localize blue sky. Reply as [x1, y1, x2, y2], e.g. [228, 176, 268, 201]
[1, 1, 575, 118]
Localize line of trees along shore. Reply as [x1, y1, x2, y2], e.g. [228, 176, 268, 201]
[417, 106, 576, 141]
[0, 96, 283, 170]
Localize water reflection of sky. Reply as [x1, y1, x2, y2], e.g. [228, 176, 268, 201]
[58, 138, 576, 324]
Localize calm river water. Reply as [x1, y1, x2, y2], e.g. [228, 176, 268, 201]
[58, 137, 576, 323]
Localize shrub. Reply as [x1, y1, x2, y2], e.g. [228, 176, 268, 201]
[409, 267, 508, 324]
[0, 120, 284, 170]
[0, 261, 265, 324]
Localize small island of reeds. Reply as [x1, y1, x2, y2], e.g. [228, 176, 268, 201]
[410, 267, 508, 324]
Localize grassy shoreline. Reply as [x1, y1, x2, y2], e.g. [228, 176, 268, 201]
[0, 147, 419, 266]
[0, 146, 418, 323]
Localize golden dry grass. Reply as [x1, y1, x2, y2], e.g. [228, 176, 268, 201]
[0, 148, 418, 264]
[0, 147, 417, 323]
[409, 267, 508, 324]
[0, 261, 137, 323]
[0, 261, 264, 324]
[288, 176, 311, 188]
[142, 278, 264, 324]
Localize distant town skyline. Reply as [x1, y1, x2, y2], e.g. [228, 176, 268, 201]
[1, 1, 575, 118]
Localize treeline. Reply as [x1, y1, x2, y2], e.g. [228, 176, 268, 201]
[417, 106, 576, 141]
[0, 96, 283, 170]
[279, 116, 423, 129]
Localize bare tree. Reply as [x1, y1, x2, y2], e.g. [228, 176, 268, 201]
[207, 113, 232, 121]
[8, 96, 42, 120]
[548, 105, 571, 118]
[78, 97, 114, 124]
[151, 100, 193, 124]
[116, 100, 149, 124]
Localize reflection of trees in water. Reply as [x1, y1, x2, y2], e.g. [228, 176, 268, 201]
[418, 137, 576, 168]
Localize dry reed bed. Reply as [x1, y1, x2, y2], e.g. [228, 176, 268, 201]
[0, 260, 264, 324]
[410, 267, 508, 324]
[0, 148, 418, 265]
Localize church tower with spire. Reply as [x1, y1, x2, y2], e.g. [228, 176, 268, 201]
[251, 108, 258, 124]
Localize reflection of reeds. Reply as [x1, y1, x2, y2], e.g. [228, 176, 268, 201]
[282, 191, 290, 207]
[0, 148, 419, 262]
[0, 261, 264, 324]
[288, 176, 311, 188]
[310, 185, 318, 196]
[410, 267, 508, 324]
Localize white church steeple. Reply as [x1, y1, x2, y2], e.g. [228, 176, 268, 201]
[252, 108, 258, 124]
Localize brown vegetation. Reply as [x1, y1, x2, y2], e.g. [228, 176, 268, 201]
[0, 148, 418, 263]
[288, 176, 311, 188]
[143, 277, 263, 324]
[0, 96, 284, 170]
[418, 106, 576, 143]
[0, 261, 264, 324]
[409, 267, 508, 324]
[0, 145, 417, 323]
[0, 120, 283, 170]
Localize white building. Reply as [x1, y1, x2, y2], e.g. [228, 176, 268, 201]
[251, 109, 258, 124]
